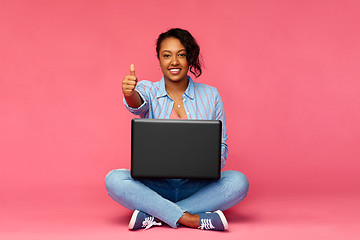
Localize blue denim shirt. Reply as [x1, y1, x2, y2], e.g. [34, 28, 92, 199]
[123, 76, 228, 169]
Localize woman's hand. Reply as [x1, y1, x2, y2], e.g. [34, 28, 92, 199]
[122, 64, 143, 108]
[122, 64, 138, 97]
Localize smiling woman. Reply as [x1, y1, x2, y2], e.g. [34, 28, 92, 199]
[156, 28, 202, 78]
[105, 28, 249, 231]
[159, 37, 189, 83]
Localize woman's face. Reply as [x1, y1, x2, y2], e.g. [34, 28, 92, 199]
[159, 37, 189, 83]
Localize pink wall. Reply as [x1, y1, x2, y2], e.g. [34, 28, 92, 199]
[1, 0, 359, 195]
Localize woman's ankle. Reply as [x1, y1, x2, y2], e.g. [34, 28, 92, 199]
[177, 212, 199, 228]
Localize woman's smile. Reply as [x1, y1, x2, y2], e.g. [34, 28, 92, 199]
[169, 68, 182, 75]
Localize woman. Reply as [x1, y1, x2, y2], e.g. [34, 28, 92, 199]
[105, 28, 249, 231]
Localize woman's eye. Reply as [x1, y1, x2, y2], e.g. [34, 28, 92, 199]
[163, 54, 171, 58]
[179, 54, 186, 57]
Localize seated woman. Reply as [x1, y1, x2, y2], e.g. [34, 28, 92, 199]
[105, 28, 249, 231]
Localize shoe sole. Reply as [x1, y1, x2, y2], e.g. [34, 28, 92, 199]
[128, 210, 140, 230]
[214, 210, 228, 230]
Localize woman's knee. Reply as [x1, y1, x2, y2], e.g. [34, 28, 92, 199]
[222, 170, 249, 196]
[104, 168, 131, 192]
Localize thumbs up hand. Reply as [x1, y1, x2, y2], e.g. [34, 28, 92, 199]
[122, 64, 138, 97]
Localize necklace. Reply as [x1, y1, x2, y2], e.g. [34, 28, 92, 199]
[167, 92, 184, 108]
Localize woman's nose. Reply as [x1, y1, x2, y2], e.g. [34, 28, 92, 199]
[171, 56, 179, 65]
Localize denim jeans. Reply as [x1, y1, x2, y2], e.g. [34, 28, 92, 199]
[105, 169, 249, 228]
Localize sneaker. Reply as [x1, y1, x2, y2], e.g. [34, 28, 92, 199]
[128, 210, 162, 230]
[197, 210, 228, 231]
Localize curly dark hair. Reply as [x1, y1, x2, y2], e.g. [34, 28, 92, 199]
[156, 28, 202, 78]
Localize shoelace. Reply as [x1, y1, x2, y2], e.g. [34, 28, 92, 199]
[142, 216, 162, 230]
[199, 218, 215, 230]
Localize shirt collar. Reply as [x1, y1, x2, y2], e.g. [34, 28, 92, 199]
[184, 76, 195, 100]
[155, 76, 195, 100]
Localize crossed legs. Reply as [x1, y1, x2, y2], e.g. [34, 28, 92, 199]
[105, 169, 249, 228]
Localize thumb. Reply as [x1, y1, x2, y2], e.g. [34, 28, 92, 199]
[130, 64, 136, 76]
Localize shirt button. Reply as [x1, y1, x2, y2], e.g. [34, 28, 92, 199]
[187, 112, 190, 114]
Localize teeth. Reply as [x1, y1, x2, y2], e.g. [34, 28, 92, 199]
[169, 69, 180, 72]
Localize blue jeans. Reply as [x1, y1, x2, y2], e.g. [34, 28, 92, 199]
[105, 169, 249, 228]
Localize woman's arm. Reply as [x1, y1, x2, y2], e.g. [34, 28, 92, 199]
[124, 92, 143, 109]
[214, 89, 229, 169]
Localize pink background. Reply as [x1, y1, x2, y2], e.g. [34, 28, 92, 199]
[1, 0, 359, 239]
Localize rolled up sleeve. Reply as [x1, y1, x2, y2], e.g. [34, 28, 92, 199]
[123, 80, 152, 118]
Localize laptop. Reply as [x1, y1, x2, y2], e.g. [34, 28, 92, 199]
[131, 118, 222, 180]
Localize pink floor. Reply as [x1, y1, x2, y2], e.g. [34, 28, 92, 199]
[1, 185, 359, 240]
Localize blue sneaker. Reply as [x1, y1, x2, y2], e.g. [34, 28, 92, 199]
[128, 210, 162, 230]
[197, 210, 228, 231]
